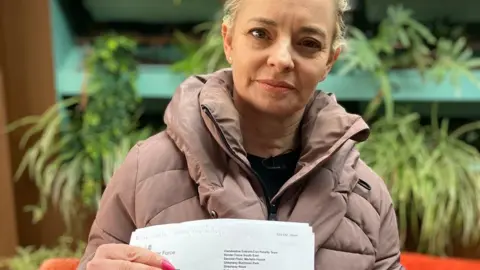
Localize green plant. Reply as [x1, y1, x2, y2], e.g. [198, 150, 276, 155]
[338, 5, 480, 256]
[358, 107, 480, 256]
[79, 33, 153, 209]
[171, 11, 229, 75]
[338, 5, 480, 120]
[7, 33, 153, 232]
[171, 5, 480, 115]
[0, 236, 85, 270]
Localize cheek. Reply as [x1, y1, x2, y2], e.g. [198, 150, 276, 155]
[232, 67, 252, 97]
[299, 61, 328, 89]
[232, 58, 264, 89]
[232, 60, 251, 89]
[232, 37, 265, 67]
[234, 53, 263, 72]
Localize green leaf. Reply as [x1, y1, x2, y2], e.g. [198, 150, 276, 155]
[361, 111, 480, 255]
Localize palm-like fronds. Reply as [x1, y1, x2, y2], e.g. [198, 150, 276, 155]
[429, 37, 480, 92]
[6, 98, 81, 226]
[170, 11, 229, 75]
[359, 111, 480, 256]
[340, 5, 480, 120]
[7, 34, 154, 232]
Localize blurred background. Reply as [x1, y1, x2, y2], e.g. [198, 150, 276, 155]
[1, 0, 480, 269]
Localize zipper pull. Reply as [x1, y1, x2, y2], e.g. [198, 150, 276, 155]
[268, 203, 278, 221]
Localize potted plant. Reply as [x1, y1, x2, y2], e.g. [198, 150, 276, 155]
[337, 5, 480, 121]
[0, 236, 84, 270]
[339, 4, 480, 261]
[357, 108, 480, 257]
[7, 33, 153, 234]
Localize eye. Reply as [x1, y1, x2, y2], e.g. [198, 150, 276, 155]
[249, 28, 269, 40]
[299, 38, 322, 49]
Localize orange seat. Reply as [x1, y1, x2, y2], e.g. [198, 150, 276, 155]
[401, 252, 480, 270]
[37, 253, 480, 270]
[39, 258, 80, 270]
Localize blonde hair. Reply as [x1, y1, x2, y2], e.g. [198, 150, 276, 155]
[222, 0, 350, 50]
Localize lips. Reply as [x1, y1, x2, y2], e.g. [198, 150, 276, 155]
[256, 79, 296, 91]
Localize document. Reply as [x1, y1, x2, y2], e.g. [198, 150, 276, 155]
[129, 219, 315, 270]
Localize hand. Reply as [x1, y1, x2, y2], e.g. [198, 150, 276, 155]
[87, 243, 176, 270]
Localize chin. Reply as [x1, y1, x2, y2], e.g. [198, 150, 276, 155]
[254, 102, 302, 118]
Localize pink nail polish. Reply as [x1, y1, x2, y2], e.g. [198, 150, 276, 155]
[160, 259, 176, 270]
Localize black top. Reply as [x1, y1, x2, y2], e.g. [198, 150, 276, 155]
[247, 149, 301, 216]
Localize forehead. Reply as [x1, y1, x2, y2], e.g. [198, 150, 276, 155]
[235, 0, 336, 33]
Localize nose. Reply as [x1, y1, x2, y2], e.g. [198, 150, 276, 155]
[267, 40, 294, 72]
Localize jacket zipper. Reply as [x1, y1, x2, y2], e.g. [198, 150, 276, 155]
[201, 105, 275, 220]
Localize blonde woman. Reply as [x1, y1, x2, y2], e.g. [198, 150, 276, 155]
[80, 0, 403, 269]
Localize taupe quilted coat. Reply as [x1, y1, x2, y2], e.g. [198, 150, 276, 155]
[78, 69, 403, 270]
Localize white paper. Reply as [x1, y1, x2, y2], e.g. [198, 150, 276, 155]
[129, 219, 314, 270]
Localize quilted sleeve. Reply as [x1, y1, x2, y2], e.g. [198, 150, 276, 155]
[373, 192, 404, 270]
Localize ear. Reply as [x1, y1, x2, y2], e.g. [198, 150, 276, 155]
[222, 23, 234, 64]
[320, 47, 341, 81]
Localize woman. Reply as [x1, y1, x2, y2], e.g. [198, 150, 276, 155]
[80, 0, 403, 269]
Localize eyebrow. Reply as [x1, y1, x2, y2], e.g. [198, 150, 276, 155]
[248, 17, 327, 40]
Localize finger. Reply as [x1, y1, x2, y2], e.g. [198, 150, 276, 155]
[96, 244, 173, 268]
[87, 259, 162, 270]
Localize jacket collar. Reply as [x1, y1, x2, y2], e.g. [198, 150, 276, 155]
[164, 68, 370, 200]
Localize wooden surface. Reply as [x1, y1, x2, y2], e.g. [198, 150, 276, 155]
[0, 0, 67, 250]
[0, 46, 18, 260]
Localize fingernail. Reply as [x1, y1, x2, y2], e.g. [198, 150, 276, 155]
[160, 259, 176, 270]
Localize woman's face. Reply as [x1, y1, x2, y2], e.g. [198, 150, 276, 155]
[222, 0, 340, 117]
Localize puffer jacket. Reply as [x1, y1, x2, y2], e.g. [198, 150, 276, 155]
[78, 68, 403, 270]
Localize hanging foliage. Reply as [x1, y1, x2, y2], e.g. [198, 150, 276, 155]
[7, 33, 153, 232]
[339, 5, 480, 120]
[358, 107, 480, 256]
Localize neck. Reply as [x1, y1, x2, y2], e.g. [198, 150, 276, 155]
[234, 95, 303, 158]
